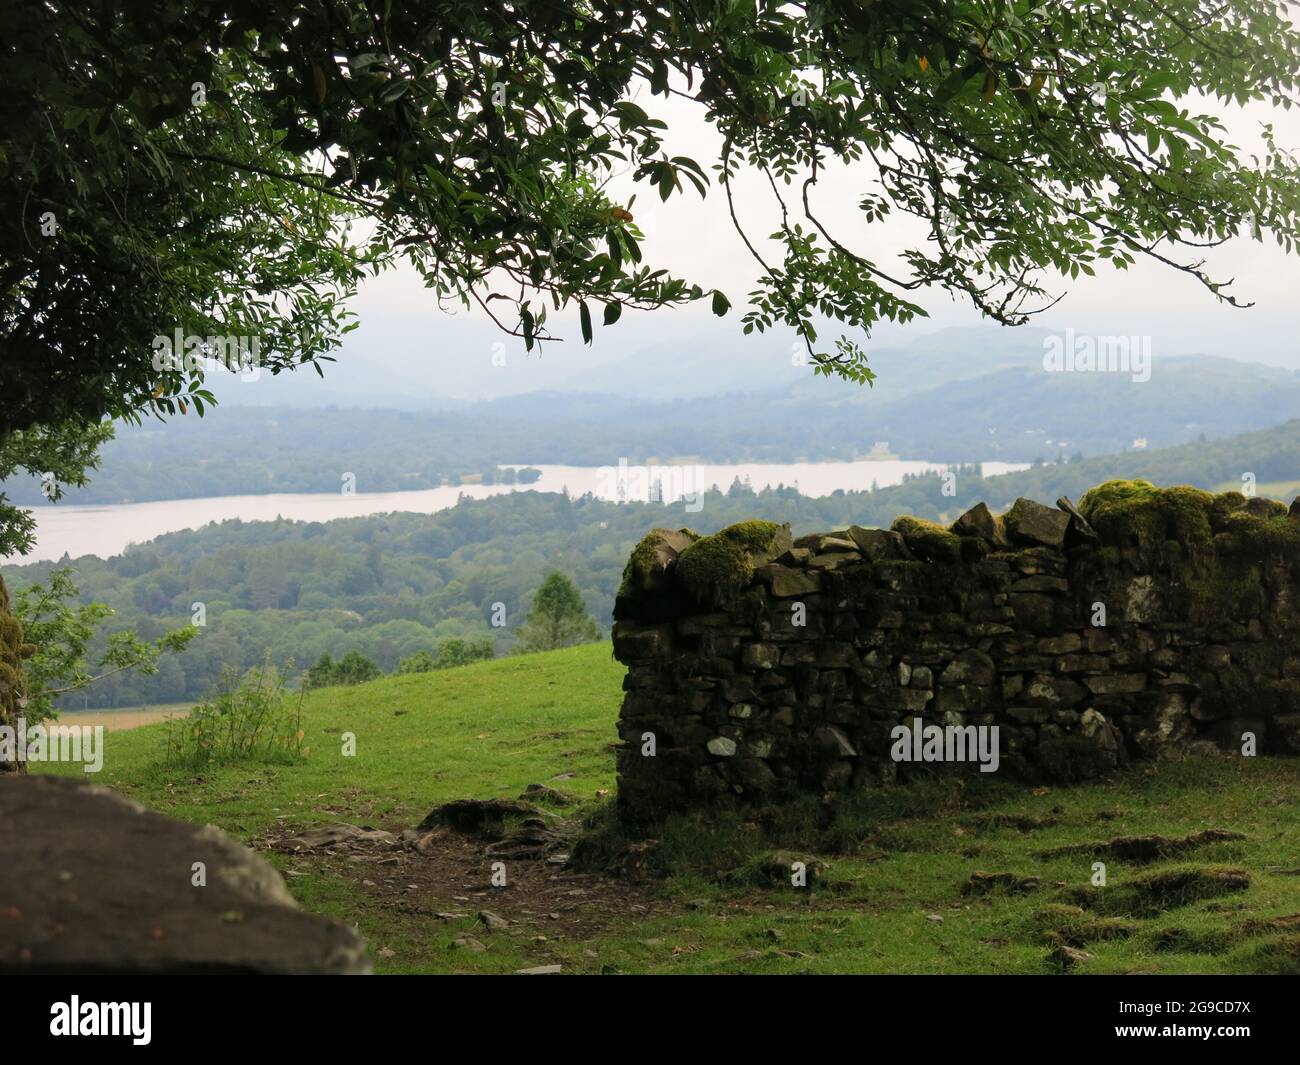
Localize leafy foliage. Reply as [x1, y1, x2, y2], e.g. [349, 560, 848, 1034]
[1, 3, 377, 438]
[0, 420, 115, 556]
[7, 0, 1300, 420]
[13, 568, 197, 723]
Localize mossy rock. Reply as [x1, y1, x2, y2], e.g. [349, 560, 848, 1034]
[1214, 509, 1300, 560]
[617, 527, 699, 600]
[0, 575, 29, 772]
[1078, 479, 1294, 561]
[674, 521, 790, 606]
[1077, 479, 1217, 552]
[890, 515, 962, 563]
[1242, 496, 1289, 520]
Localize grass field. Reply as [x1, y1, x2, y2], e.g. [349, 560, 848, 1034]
[38, 643, 1300, 975]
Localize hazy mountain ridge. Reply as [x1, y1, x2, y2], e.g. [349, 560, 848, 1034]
[4, 343, 1297, 505]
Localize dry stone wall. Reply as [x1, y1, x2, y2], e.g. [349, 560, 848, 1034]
[611, 482, 1300, 824]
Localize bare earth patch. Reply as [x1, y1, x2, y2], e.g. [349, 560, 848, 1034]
[256, 818, 675, 946]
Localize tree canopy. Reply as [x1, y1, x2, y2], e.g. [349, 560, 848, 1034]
[6, 0, 1300, 429]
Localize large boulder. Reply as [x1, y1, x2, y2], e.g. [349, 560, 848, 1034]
[0, 775, 369, 973]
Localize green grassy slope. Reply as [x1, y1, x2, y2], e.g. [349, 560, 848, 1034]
[43, 643, 622, 833]
[37, 643, 1300, 975]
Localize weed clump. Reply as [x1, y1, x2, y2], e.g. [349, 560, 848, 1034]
[165, 659, 306, 768]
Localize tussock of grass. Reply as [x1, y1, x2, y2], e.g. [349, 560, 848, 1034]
[1029, 904, 1137, 947]
[1241, 936, 1300, 975]
[1077, 866, 1252, 918]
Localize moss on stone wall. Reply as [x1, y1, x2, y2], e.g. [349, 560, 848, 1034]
[675, 521, 783, 605]
[618, 527, 700, 600]
[1078, 479, 1300, 563]
[1078, 480, 1217, 550]
[891, 515, 962, 562]
[0, 575, 31, 773]
[1215, 509, 1300, 560]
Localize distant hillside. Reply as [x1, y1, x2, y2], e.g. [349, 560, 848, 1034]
[821, 356, 1300, 459]
[4, 352, 1299, 505]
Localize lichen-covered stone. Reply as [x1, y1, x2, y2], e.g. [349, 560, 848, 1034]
[760, 564, 821, 598]
[847, 525, 907, 559]
[1004, 498, 1071, 549]
[951, 502, 1010, 547]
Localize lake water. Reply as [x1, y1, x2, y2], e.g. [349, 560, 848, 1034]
[16, 459, 1028, 562]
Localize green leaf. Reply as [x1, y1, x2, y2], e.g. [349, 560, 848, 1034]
[579, 300, 593, 344]
[711, 290, 731, 316]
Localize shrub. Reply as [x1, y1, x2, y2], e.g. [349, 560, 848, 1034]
[397, 650, 437, 674]
[166, 660, 305, 767]
[435, 637, 494, 668]
[305, 649, 381, 688]
[334, 650, 380, 685]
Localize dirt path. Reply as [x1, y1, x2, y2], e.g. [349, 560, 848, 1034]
[259, 819, 674, 946]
